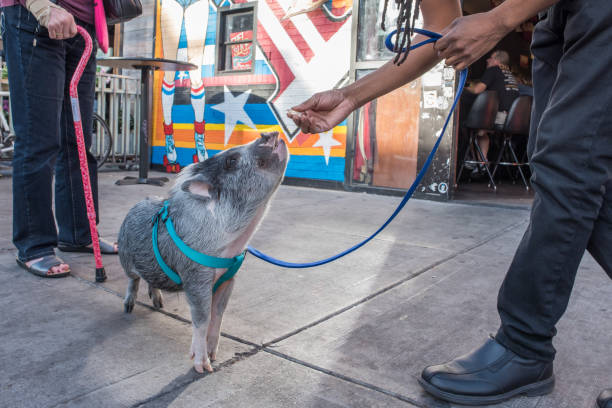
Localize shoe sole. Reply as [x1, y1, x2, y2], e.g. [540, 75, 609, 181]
[418, 375, 555, 406]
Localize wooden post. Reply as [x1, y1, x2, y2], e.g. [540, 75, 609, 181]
[113, 24, 122, 74]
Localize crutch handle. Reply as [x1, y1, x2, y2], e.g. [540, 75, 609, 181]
[69, 26, 93, 100]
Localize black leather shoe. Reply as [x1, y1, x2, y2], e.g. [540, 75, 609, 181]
[419, 337, 555, 405]
[598, 389, 612, 408]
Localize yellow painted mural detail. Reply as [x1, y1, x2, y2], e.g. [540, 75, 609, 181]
[150, 0, 352, 181]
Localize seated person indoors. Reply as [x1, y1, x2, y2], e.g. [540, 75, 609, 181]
[517, 73, 534, 97]
[465, 50, 519, 174]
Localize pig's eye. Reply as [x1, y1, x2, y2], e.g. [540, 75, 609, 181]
[224, 157, 237, 170]
[257, 158, 266, 168]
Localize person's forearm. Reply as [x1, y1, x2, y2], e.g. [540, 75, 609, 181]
[490, 0, 559, 32]
[341, 0, 461, 109]
[342, 39, 440, 109]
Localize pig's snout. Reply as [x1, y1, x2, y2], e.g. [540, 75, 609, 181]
[259, 131, 288, 161]
[261, 132, 278, 145]
[260, 131, 281, 150]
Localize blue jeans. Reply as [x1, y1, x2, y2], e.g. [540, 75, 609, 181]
[2, 5, 99, 262]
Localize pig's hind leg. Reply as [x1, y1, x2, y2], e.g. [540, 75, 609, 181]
[207, 278, 235, 362]
[148, 284, 164, 309]
[124, 272, 140, 313]
[184, 279, 214, 373]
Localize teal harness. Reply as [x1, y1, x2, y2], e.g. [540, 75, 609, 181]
[152, 201, 246, 293]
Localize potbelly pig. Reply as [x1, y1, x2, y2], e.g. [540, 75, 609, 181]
[118, 131, 288, 373]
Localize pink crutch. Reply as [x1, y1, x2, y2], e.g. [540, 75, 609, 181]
[69, 26, 107, 283]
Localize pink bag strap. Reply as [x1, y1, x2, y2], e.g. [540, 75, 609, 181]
[93, 0, 109, 53]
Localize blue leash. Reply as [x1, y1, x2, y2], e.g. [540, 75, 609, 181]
[247, 28, 467, 268]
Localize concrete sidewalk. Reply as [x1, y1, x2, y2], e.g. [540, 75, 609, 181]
[0, 171, 609, 408]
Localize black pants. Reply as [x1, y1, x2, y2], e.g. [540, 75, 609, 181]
[495, 0, 612, 362]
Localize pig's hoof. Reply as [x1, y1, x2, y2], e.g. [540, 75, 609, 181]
[148, 286, 164, 309]
[207, 334, 220, 362]
[194, 359, 213, 373]
[152, 296, 163, 309]
[124, 297, 135, 313]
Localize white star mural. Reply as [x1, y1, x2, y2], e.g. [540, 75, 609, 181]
[210, 86, 257, 146]
[313, 130, 341, 165]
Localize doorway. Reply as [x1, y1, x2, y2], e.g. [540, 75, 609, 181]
[452, 0, 536, 207]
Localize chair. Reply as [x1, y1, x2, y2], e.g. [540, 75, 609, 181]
[456, 90, 499, 190]
[491, 95, 532, 191]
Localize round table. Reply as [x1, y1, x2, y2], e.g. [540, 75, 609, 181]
[97, 57, 197, 186]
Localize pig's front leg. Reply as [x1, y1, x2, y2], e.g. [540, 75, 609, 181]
[183, 279, 214, 373]
[207, 278, 235, 362]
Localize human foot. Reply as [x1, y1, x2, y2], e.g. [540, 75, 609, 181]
[58, 238, 118, 254]
[17, 256, 71, 278]
[86, 240, 118, 253]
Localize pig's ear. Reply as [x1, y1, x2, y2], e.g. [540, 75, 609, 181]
[182, 177, 214, 200]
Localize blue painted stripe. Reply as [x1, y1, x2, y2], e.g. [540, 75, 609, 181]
[169, 104, 348, 128]
[178, 18, 187, 48]
[202, 65, 214, 77]
[285, 155, 345, 182]
[206, 4, 218, 45]
[170, 104, 275, 125]
[207, 103, 276, 124]
[152, 146, 345, 182]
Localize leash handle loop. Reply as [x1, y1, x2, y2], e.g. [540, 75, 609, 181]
[385, 28, 441, 53]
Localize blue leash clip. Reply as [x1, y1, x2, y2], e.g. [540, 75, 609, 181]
[247, 29, 468, 268]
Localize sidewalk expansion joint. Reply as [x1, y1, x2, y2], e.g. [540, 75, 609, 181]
[50, 366, 156, 407]
[69, 275, 267, 407]
[130, 347, 262, 408]
[263, 348, 423, 407]
[68, 218, 526, 408]
[262, 218, 527, 347]
[70, 274, 264, 348]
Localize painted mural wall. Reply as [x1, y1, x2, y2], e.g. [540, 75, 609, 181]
[150, 0, 353, 182]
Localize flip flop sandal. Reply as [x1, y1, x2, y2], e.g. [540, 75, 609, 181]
[57, 238, 118, 254]
[16, 255, 71, 278]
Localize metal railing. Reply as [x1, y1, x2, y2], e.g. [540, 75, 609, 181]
[0, 69, 141, 164]
[0, 90, 14, 157]
[94, 72, 141, 165]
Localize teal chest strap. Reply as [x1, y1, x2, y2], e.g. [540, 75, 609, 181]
[152, 201, 246, 293]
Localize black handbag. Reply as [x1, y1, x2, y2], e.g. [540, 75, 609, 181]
[103, 0, 143, 25]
